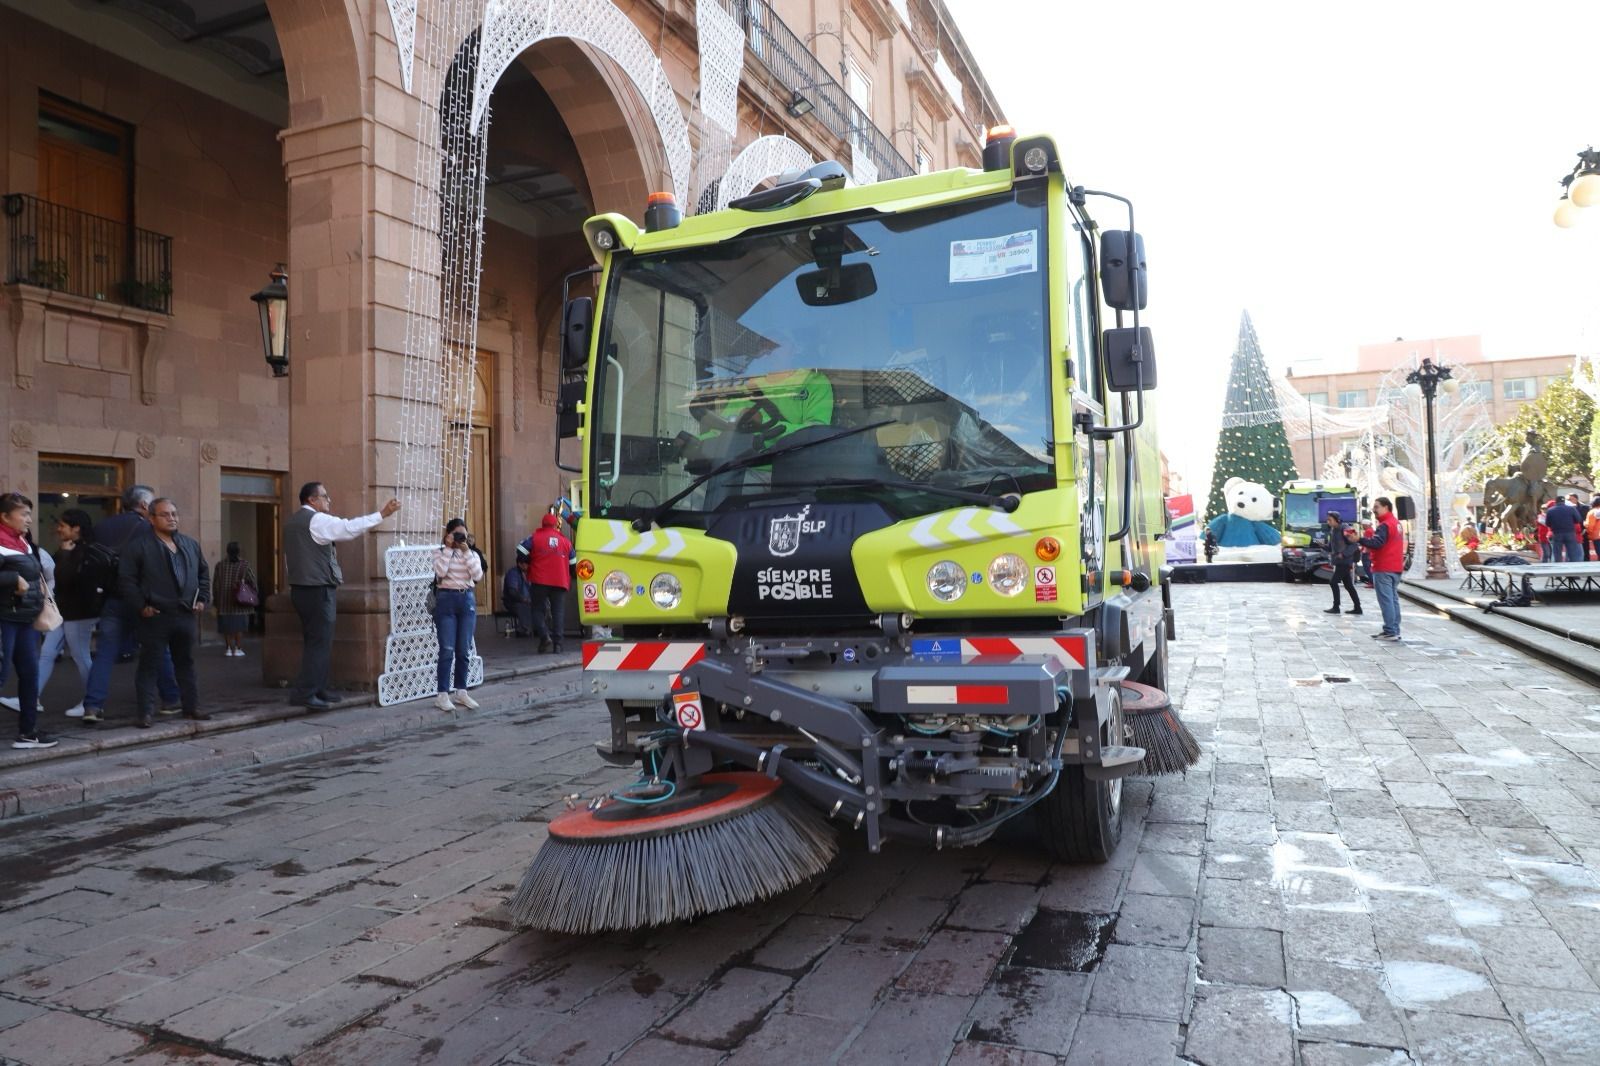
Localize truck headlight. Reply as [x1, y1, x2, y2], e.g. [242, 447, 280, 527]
[649, 572, 682, 609]
[602, 570, 632, 606]
[926, 560, 967, 602]
[988, 553, 1028, 597]
[1281, 534, 1293, 546]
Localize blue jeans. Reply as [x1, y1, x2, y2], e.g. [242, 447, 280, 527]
[86, 601, 177, 711]
[434, 589, 475, 694]
[38, 618, 96, 703]
[2, 619, 41, 737]
[1373, 571, 1401, 636]
[1552, 532, 1582, 563]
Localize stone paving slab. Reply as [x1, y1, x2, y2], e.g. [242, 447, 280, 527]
[0, 583, 1598, 1064]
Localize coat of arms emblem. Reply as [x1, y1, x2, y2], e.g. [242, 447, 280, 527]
[768, 505, 810, 557]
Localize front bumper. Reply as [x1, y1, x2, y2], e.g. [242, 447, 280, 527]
[581, 630, 1142, 850]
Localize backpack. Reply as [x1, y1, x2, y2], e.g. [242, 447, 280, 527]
[81, 541, 121, 594]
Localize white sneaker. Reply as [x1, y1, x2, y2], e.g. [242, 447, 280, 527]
[234, 648, 245, 658]
[0, 697, 18, 712]
[433, 692, 454, 712]
[451, 690, 479, 710]
[65, 704, 85, 718]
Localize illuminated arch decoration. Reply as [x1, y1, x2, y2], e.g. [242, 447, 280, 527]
[690, 0, 745, 213]
[716, 136, 816, 211]
[383, 0, 419, 91]
[471, 0, 691, 204]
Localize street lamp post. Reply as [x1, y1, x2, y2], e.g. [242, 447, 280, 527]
[1553, 147, 1600, 227]
[1405, 358, 1457, 579]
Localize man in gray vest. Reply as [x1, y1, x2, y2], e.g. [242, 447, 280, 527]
[286, 482, 400, 709]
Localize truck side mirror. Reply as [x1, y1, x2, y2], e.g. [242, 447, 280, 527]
[557, 378, 584, 438]
[1102, 327, 1156, 392]
[561, 297, 593, 371]
[1099, 230, 1147, 312]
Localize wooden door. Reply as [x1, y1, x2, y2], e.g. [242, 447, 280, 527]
[467, 426, 494, 613]
[37, 99, 130, 300]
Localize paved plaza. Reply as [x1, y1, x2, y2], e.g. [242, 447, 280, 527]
[1, 582, 1599, 1065]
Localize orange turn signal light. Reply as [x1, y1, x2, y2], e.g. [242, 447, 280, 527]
[985, 124, 1016, 143]
[576, 559, 595, 580]
[1035, 537, 1060, 562]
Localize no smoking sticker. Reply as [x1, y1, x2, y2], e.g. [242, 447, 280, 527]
[673, 691, 705, 731]
[582, 582, 600, 614]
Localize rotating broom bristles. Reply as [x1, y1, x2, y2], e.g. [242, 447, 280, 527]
[508, 780, 837, 935]
[1120, 682, 1201, 776]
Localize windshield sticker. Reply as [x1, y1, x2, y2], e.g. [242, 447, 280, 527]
[949, 230, 1038, 284]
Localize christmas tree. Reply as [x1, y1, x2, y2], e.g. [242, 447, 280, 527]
[1205, 311, 1301, 522]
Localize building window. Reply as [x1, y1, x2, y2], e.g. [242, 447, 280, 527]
[35, 455, 128, 554]
[1337, 389, 1366, 408]
[1303, 392, 1328, 406]
[915, 142, 931, 173]
[1502, 377, 1536, 400]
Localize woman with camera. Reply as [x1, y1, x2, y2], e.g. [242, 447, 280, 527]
[431, 518, 484, 712]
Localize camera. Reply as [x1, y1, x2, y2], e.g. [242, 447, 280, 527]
[452, 531, 467, 544]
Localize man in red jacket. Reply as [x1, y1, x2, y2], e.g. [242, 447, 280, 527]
[526, 513, 572, 653]
[1358, 497, 1406, 642]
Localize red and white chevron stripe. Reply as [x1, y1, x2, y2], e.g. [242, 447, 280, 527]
[949, 636, 1088, 669]
[582, 641, 706, 673]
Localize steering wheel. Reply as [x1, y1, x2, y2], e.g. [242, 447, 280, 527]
[734, 388, 787, 435]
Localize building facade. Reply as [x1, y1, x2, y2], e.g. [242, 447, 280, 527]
[1283, 336, 1578, 482]
[0, 0, 1002, 686]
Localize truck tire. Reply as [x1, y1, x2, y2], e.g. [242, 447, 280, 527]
[1038, 689, 1124, 862]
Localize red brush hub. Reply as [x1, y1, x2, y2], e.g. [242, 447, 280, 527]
[548, 772, 782, 843]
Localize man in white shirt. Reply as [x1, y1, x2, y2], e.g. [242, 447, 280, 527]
[285, 481, 400, 709]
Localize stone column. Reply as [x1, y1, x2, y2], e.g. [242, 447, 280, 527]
[262, 105, 413, 689]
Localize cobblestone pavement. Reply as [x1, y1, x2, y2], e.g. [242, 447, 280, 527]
[2, 583, 1599, 1065]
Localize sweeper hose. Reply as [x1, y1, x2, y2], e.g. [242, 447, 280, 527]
[1118, 680, 1201, 776]
[508, 772, 838, 934]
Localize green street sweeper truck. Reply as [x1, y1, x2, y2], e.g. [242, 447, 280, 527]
[511, 127, 1189, 934]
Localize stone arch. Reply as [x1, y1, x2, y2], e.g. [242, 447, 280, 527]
[514, 39, 661, 217]
[265, 0, 367, 124]
[471, 0, 690, 205]
[716, 136, 816, 211]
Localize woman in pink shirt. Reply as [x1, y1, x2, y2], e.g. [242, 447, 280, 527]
[431, 518, 483, 712]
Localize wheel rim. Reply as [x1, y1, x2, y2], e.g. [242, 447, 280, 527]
[1106, 689, 1124, 819]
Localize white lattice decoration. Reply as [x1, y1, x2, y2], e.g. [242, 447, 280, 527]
[384, 0, 420, 91]
[850, 146, 878, 190]
[1371, 362, 1493, 579]
[472, 0, 691, 205]
[696, 0, 743, 136]
[382, 0, 493, 703]
[716, 136, 815, 211]
[378, 546, 483, 706]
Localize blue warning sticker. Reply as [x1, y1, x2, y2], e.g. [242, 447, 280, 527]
[911, 638, 963, 662]
[842, 647, 857, 663]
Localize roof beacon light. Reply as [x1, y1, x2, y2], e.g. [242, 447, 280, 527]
[644, 191, 681, 233]
[982, 125, 1017, 171]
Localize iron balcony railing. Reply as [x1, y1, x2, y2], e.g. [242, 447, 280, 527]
[2, 193, 173, 314]
[727, 0, 914, 181]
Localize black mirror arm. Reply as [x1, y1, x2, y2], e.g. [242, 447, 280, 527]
[555, 266, 601, 474]
[1102, 363, 1143, 544]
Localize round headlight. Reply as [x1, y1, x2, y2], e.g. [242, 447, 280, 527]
[1022, 146, 1049, 173]
[593, 227, 616, 250]
[926, 560, 967, 602]
[649, 572, 682, 609]
[988, 553, 1028, 597]
[602, 570, 631, 606]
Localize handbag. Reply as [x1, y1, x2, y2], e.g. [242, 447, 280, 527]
[235, 572, 260, 608]
[33, 591, 62, 633]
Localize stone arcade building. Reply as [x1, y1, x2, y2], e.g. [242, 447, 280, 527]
[0, 0, 1000, 687]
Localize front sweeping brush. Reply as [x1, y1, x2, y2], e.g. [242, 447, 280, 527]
[508, 771, 838, 934]
[1119, 681, 1201, 776]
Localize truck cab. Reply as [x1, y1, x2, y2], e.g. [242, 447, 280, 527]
[555, 130, 1169, 861]
[1280, 479, 1358, 580]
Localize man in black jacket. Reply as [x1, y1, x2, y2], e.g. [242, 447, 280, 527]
[117, 498, 210, 727]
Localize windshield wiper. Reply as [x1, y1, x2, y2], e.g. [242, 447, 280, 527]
[782, 477, 1020, 513]
[632, 420, 896, 531]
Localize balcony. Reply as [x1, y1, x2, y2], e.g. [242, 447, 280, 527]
[727, 0, 913, 181]
[3, 194, 173, 315]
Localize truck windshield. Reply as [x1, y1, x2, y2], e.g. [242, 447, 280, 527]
[1284, 493, 1354, 530]
[588, 190, 1053, 526]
